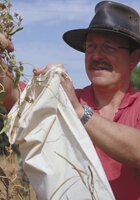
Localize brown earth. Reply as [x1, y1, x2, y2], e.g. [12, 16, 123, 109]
[0, 152, 37, 200]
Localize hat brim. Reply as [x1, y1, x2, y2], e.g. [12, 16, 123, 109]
[63, 27, 140, 53]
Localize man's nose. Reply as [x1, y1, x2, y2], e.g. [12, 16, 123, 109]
[91, 46, 104, 60]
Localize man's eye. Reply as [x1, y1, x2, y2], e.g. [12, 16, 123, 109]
[105, 45, 113, 49]
[86, 44, 93, 49]
[104, 44, 115, 52]
[86, 45, 94, 52]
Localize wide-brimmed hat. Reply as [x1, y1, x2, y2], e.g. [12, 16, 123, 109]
[63, 1, 140, 53]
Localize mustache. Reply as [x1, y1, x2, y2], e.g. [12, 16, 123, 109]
[88, 60, 112, 70]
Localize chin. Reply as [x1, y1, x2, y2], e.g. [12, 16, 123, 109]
[92, 77, 110, 85]
[93, 82, 109, 87]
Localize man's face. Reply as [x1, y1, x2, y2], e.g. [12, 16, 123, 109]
[85, 31, 133, 90]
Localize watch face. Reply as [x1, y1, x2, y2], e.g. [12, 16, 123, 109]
[83, 105, 93, 113]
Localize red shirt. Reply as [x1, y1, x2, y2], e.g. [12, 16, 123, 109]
[76, 84, 140, 200]
[19, 81, 26, 91]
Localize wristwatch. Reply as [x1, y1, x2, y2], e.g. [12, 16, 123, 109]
[80, 104, 93, 125]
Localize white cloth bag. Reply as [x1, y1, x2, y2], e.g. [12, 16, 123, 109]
[7, 68, 115, 200]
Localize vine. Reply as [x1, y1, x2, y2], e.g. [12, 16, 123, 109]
[0, 1, 36, 199]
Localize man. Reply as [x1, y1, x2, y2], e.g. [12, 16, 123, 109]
[34, 1, 140, 199]
[62, 1, 140, 199]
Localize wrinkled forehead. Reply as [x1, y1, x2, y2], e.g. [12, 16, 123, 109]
[86, 31, 129, 45]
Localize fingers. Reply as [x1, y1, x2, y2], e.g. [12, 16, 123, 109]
[61, 71, 71, 82]
[33, 68, 44, 76]
[63, 74, 69, 80]
[33, 63, 64, 76]
[47, 63, 64, 70]
[33, 63, 73, 92]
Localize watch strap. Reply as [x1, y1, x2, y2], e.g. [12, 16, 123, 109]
[80, 104, 93, 125]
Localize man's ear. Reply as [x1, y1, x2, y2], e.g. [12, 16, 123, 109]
[130, 49, 140, 69]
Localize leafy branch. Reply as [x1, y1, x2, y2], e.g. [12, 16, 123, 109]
[0, 0, 23, 88]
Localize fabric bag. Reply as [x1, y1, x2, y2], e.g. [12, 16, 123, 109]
[7, 67, 115, 200]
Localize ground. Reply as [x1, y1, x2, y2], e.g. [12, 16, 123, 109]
[0, 152, 37, 200]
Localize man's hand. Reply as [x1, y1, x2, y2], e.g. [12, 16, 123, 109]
[33, 64, 84, 118]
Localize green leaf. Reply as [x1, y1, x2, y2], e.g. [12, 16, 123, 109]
[9, 26, 23, 36]
[6, 12, 13, 20]
[0, 116, 11, 134]
[0, 91, 6, 103]
[131, 65, 140, 89]
[19, 65, 24, 72]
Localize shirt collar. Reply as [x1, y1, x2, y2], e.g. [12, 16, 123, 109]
[91, 84, 139, 110]
[119, 86, 139, 109]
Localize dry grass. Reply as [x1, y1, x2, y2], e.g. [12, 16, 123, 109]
[0, 151, 37, 200]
